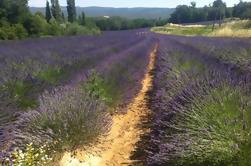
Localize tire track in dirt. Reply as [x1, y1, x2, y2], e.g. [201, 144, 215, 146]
[60, 44, 158, 166]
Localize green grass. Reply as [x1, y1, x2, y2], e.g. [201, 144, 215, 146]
[170, 52, 206, 77]
[3, 81, 38, 109]
[152, 25, 213, 36]
[0, 67, 67, 110]
[36, 66, 67, 85]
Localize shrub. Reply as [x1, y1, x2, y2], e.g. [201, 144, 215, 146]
[14, 24, 28, 39]
[0, 27, 9, 40]
[5, 80, 38, 109]
[0, 24, 17, 40]
[23, 15, 48, 37]
[14, 85, 111, 152]
[83, 71, 113, 105]
[36, 66, 65, 84]
[65, 23, 100, 36]
[46, 19, 63, 36]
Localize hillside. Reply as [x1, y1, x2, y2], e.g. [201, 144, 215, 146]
[30, 6, 174, 19]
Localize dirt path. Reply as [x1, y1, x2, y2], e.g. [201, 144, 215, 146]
[60, 45, 157, 166]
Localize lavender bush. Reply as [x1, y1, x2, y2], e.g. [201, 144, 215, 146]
[1, 85, 111, 161]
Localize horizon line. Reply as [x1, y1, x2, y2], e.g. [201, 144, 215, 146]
[29, 6, 175, 8]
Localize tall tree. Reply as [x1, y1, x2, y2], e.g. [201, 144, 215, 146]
[67, 0, 77, 22]
[213, 0, 226, 27]
[45, 0, 52, 22]
[51, 0, 62, 22]
[191, 1, 196, 8]
[79, 12, 86, 25]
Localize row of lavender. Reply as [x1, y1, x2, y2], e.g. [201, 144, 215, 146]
[0, 29, 152, 127]
[134, 35, 251, 165]
[0, 30, 157, 164]
[0, 30, 147, 116]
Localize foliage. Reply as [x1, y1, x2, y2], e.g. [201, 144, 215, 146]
[169, 0, 251, 24]
[46, 19, 64, 36]
[94, 16, 168, 31]
[0, 23, 28, 40]
[50, 0, 62, 22]
[36, 66, 65, 84]
[233, 1, 251, 19]
[23, 14, 48, 37]
[0, 0, 100, 40]
[0, 0, 30, 24]
[4, 80, 38, 109]
[83, 71, 113, 105]
[45, 1, 52, 22]
[78, 12, 86, 26]
[65, 23, 100, 35]
[14, 24, 29, 39]
[67, 0, 77, 23]
[169, 0, 228, 24]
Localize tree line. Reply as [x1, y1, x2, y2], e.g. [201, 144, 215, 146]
[0, 0, 101, 40]
[94, 17, 168, 31]
[169, 0, 251, 24]
[0, 0, 168, 40]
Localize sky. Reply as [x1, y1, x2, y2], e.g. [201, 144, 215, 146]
[29, 0, 246, 8]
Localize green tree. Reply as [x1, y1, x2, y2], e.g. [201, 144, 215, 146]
[67, 0, 77, 23]
[51, 0, 62, 22]
[78, 12, 86, 25]
[14, 24, 28, 39]
[233, 1, 251, 19]
[0, 0, 10, 21]
[45, 0, 52, 22]
[6, 0, 29, 24]
[23, 14, 47, 37]
[191, 1, 196, 8]
[213, 0, 226, 26]
[169, 5, 192, 23]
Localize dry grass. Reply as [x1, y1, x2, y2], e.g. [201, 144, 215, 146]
[168, 23, 206, 28]
[210, 20, 251, 37]
[211, 27, 251, 37]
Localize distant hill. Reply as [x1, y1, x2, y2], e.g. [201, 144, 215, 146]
[30, 6, 174, 19]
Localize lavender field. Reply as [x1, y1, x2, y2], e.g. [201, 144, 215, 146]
[133, 34, 251, 166]
[0, 29, 157, 163]
[1, 28, 251, 165]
